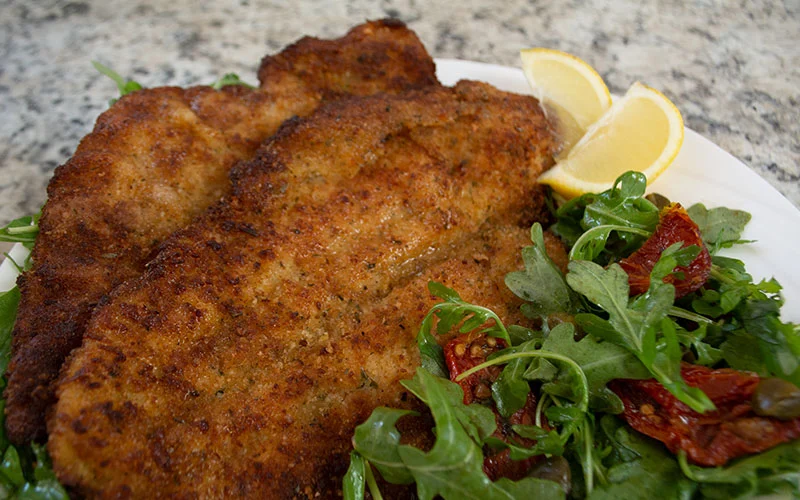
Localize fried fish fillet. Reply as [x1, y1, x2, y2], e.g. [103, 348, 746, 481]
[48, 81, 556, 497]
[5, 19, 438, 445]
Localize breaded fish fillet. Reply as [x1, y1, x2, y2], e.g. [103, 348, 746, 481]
[48, 81, 556, 497]
[5, 19, 438, 445]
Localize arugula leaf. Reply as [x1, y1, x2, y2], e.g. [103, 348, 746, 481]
[538, 323, 649, 413]
[720, 331, 769, 374]
[490, 339, 538, 418]
[695, 256, 782, 318]
[398, 368, 564, 500]
[492, 477, 566, 499]
[553, 172, 659, 263]
[353, 369, 566, 499]
[209, 73, 256, 90]
[429, 282, 511, 344]
[511, 424, 557, 441]
[691, 289, 727, 318]
[402, 373, 496, 446]
[596, 414, 639, 464]
[695, 255, 800, 384]
[487, 427, 564, 458]
[523, 356, 559, 384]
[0, 442, 68, 498]
[569, 225, 653, 262]
[590, 416, 697, 499]
[15, 444, 68, 499]
[649, 243, 701, 280]
[351, 407, 416, 485]
[572, 415, 598, 495]
[644, 317, 708, 412]
[567, 261, 665, 353]
[92, 61, 144, 105]
[678, 440, 800, 499]
[417, 281, 512, 378]
[545, 405, 585, 425]
[0, 398, 7, 457]
[675, 323, 723, 367]
[550, 193, 593, 248]
[0, 445, 24, 487]
[458, 343, 589, 418]
[507, 324, 542, 345]
[567, 260, 715, 413]
[511, 425, 564, 460]
[687, 203, 751, 253]
[738, 297, 800, 386]
[459, 330, 592, 474]
[0, 213, 40, 249]
[417, 310, 447, 378]
[0, 287, 21, 378]
[1, 213, 39, 273]
[343, 452, 366, 500]
[526, 361, 589, 418]
[505, 223, 576, 319]
[581, 172, 658, 231]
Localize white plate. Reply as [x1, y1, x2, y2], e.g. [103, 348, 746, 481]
[2, 59, 799, 323]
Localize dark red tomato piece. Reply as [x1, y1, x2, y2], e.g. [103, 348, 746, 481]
[610, 364, 800, 466]
[483, 393, 541, 481]
[444, 333, 542, 480]
[444, 332, 507, 405]
[619, 203, 711, 298]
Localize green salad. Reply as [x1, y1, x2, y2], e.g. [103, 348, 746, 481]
[345, 172, 800, 499]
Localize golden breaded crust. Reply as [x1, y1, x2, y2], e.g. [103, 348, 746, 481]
[5, 19, 438, 445]
[48, 81, 556, 498]
[258, 18, 438, 96]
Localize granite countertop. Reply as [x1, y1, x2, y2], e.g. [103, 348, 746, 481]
[0, 0, 798, 231]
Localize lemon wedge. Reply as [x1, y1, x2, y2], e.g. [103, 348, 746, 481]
[538, 82, 685, 199]
[520, 48, 612, 154]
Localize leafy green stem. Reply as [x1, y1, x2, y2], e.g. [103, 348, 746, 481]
[644, 352, 714, 413]
[4, 226, 37, 236]
[568, 225, 653, 260]
[0, 213, 40, 246]
[668, 306, 713, 324]
[456, 352, 589, 413]
[429, 302, 512, 346]
[534, 392, 548, 428]
[676, 452, 701, 482]
[364, 463, 384, 500]
[709, 265, 736, 285]
[92, 61, 143, 101]
[545, 395, 585, 447]
[581, 421, 594, 494]
[568, 260, 715, 413]
[209, 73, 256, 90]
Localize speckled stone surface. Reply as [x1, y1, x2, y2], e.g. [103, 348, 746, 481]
[1, 0, 798, 227]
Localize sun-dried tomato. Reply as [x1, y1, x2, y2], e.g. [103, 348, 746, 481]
[444, 333, 541, 480]
[619, 203, 711, 298]
[445, 333, 507, 405]
[610, 363, 800, 466]
[482, 393, 540, 481]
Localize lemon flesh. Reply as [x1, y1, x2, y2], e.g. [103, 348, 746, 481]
[521, 48, 612, 154]
[538, 82, 684, 199]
